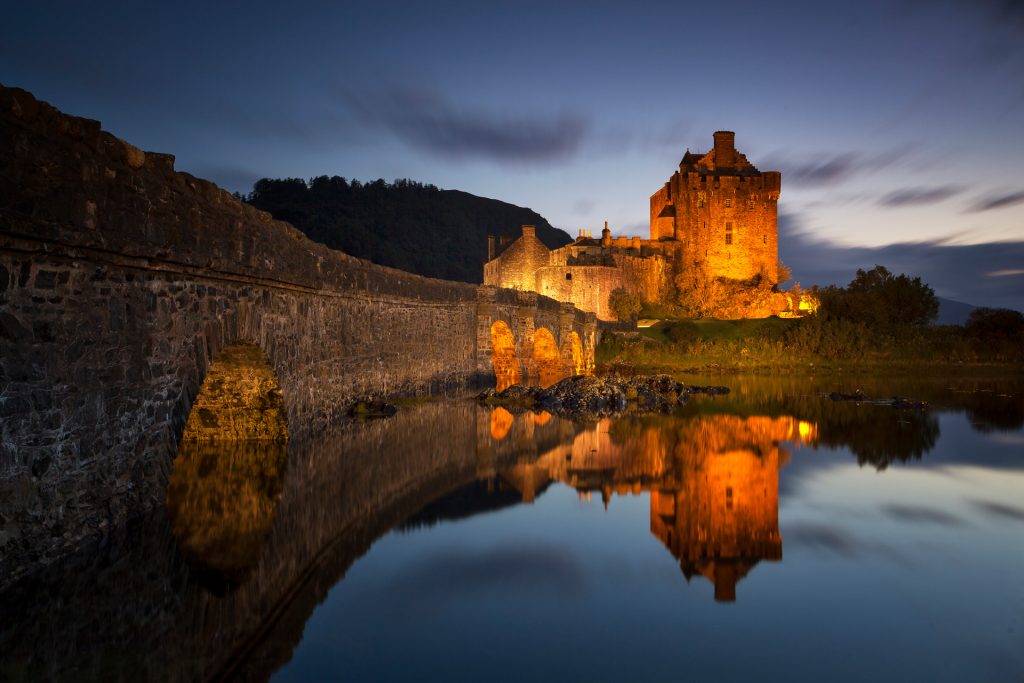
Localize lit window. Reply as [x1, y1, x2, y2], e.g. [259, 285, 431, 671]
[725, 222, 733, 245]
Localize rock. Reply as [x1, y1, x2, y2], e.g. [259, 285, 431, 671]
[480, 373, 731, 420]
[350, 400, 398, 419]
[829, 390, 866, 402]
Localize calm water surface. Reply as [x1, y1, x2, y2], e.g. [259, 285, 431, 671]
[2, 375, 1022, 682]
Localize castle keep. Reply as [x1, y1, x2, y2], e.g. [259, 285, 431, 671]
[483, 131, 783, 320]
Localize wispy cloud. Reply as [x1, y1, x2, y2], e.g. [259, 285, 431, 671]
[765, 148, 914, 187]
[987, 269, 1024, 277]
[879, 185, 964, 207]
[970, 499, 1024, 522]
[966, 190, 1024, 212]
[341, 85, 587, 164]
[880, 503, 966, 526]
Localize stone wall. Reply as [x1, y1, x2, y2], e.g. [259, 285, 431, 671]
[0, 86, 596, 586]
[675, 173, 780, 282]
[482, 225, 551, 292]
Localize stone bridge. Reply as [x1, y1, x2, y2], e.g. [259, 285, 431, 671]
[0, 86, 596, 585]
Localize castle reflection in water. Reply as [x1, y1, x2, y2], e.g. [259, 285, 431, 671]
[488, 408, 817, 601]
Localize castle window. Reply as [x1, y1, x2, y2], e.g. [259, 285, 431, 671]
[724, 198, 732, 208]
[697, 191, 706, 208]
[566, 272, 572, 281]
[726, 486, 733, 510]
[725, 222, 733, 245]
[748, 198, 755, 209]
[763, 234, 767, 245]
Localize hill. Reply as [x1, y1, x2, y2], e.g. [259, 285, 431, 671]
[936, 297, 977, 326]
[242, 176, 571, 283]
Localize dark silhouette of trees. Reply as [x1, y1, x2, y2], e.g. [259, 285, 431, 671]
[243, 176, 570, 283]
[817, 265, 938, 327]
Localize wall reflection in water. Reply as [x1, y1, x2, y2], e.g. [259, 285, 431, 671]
[2, 376, 1019, 682]
[165, 441, 287, 583]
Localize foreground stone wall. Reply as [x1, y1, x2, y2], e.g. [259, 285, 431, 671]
[0, 85, 595, 586]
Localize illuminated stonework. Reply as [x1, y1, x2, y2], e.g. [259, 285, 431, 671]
[483, 132, 786, 320]
[170, 342, 290, 580]
[181, 342, 288, 443]
[490, 321, 523, 391]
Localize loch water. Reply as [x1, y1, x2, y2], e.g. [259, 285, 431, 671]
[2, 375, 1023, 682]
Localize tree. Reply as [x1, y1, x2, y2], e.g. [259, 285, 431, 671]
[818, 265, 938, 327]
[965, 307, 1024, 337]
[673, 266, 723, 318]
[608, 287, 642, 321]
[777, 260, 793, 286]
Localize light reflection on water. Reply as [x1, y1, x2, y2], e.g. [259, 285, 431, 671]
[1, 376, 1022, 682]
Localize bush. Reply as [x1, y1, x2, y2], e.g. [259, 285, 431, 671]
[785, 316, 871, 361]
[665, 321, 699, 344]
[608, 287, 642, 321]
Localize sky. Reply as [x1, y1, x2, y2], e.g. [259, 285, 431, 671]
[2, 0, 1022, 309]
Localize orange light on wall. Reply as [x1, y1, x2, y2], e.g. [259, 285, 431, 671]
[490, 406, 514, 440]
[534, 327, 562, 387]
[490, 320, 522, 390]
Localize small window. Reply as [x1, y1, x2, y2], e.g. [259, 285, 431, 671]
[724, 198, 732, 208]
[748, 199, 755, 209]
[726, 486, 733, 510]
[725, 222, 733, 245]
[763, 234, 767, 245]
[697, 191, 707, 208]
[565, 272, 572, 281]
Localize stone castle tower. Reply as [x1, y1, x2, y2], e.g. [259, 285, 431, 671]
[650, 131, 781, 282]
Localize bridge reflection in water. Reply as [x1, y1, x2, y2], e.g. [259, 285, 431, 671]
[1, 401, 814, 681]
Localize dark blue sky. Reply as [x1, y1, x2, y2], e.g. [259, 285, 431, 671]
[3, 0, 1022, 308]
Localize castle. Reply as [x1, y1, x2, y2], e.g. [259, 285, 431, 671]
[483, 131, 784, 320]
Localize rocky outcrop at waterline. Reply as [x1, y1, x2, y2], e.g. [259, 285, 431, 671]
[825, 390, 928, 410]
[478, 374, 729, 419]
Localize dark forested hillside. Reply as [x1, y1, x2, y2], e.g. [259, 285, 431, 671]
[242, 176, 571, 282]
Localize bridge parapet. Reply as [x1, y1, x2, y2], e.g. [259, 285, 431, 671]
[0, 85, 597, 585]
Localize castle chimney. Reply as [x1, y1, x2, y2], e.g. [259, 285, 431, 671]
[713, 131, 736, 167]
[521, 224, 536, 238]
[487, 235, 495, 261]
[601, 220, 611, 248]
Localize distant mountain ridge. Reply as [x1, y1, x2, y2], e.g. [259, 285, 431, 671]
[936, 297, 977, 326]
[243, 176, 571, 283]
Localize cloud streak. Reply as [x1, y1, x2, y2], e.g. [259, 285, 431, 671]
[966, 190, 1024, 212]
[765, 148, 913, 187]
[342, 85, 587, 164]
[879, 185, 964, 207]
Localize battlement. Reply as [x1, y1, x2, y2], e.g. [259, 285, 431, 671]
[652, 131, 781, 283]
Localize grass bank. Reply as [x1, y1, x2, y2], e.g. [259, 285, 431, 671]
[598, 317, 1024, 377]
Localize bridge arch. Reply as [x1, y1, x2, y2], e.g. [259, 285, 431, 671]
[564, 331, 585, 375]
[166, 341, 290, 580]
[533, 327, 563, 386]
[180, 341, 289, 443]
[490, 320, 522, 391]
